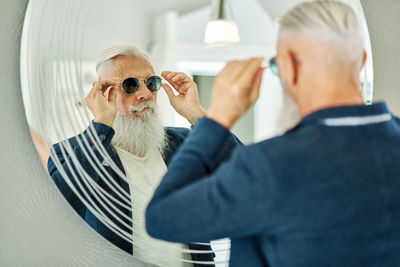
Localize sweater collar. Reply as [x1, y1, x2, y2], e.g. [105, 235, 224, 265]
[298, 102, 392, 127]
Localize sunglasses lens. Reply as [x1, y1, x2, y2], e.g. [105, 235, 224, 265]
[269, 57, 278, 76]
[146, 76, 162, 92]
[122, 78, 139, 94]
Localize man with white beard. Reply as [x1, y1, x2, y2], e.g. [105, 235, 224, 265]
[48, 44, 241, 267]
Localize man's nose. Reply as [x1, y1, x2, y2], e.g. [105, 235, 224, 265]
[135, 81, 153, 101]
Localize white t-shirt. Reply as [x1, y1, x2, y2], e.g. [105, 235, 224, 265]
[116, 147, 193, 267]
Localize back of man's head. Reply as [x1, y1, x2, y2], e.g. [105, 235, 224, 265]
[277, 1, 366, 117]
[280, 1, 362, 38]
[279, 1, 364, 61]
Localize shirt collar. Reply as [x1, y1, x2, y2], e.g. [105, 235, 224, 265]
[298, 102, 392, 127]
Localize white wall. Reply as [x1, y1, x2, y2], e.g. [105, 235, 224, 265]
[81, 0, 152, 61]
[361, 0, 400, 115]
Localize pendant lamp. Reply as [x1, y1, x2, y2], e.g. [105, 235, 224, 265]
[204, 0, 240, 46]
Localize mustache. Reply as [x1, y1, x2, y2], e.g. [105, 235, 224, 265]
[128, 101, 156, 112]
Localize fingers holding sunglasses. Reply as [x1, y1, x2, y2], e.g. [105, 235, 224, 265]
[237, 57, 265, 88]
[93, 80, 119, 93]
[162, 71, 183, 82]
[161, 83, 175, 99]
[170, 72, 190, 84]
[161, 71, 174, 79]
[162, 72, 184, 89]
[161, 72, 205, 125]
[161, 82, 183, 114]
[162, 72, 194, 95]
[86, 80, 118, 128]
[174, 83, 192, 95]
[161, 71, 180, 91]
[207, 57, 264, 129]
[161, 81, 191, 100]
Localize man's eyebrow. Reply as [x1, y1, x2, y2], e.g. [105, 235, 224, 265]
[124, 73, 155, 78]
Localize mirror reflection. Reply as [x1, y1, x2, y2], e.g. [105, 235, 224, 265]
[20, 0, 374, 266]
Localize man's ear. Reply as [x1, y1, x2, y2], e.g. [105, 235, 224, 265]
[104, 86, 112, 99]
[289, 51, 300, 85]
[361, 50, 367, 70]
[281, 50, 299, 88]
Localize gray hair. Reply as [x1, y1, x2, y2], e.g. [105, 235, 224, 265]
[96, 44, 153, 75]
[279, 0, 363, 42]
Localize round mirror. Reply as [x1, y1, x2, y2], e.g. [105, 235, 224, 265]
[0, 0, 381, 266]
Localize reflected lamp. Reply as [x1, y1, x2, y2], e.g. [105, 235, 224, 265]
[204, 0, 240, 46]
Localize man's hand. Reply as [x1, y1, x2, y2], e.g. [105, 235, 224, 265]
[161, 71, 206, 125]
[207, 57, 265, 129]
[85, 80, 119, 128]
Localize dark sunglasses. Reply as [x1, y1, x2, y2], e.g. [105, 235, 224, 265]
[268, 57, 278, 76]
[121, 75, 162, 94]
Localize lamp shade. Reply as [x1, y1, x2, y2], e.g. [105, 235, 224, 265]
[204, 20, 240, 45]
[204, 0, 240, 46]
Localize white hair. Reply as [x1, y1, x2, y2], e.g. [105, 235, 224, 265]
[96, 44, 153, 75]
[279, 0, 363, 46]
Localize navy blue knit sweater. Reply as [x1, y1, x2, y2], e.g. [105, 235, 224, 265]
[147, 103, 400, 267]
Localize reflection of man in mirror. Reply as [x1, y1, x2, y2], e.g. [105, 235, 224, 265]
[47, 44, 241, 266]
[146, 1, 400, 267]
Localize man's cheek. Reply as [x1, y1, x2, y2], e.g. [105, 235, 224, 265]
[115, 101, 126, 114]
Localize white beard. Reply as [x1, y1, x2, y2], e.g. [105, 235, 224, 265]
[111, 102, 166, 157]
[275, 88, 302, 135]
